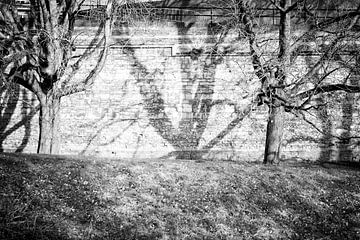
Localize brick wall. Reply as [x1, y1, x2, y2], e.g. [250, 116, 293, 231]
[1, 19, 359, 162]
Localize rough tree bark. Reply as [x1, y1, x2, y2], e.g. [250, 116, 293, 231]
[264, 103, 285, 164]
[231, 0, 360, 164]
[37, 92, 61, 154]
[0, 0, 114, 154]
[263, 0, 291, 164]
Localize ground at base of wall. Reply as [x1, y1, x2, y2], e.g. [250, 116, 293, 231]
[0, 153, 360, 240]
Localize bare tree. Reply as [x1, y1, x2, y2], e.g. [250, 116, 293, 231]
[0, 0, 115, 154]
[218, 0, 360, 163]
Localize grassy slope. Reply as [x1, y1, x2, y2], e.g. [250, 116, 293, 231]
[0, 153, 360, 240]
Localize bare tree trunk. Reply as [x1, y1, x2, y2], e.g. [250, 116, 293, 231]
[264, 102, 285, 164]
[37, 92, 61, 154]
[264, 0, 291, 164]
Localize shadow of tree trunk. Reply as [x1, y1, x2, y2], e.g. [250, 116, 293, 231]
[317, 95, 333, 162]
[304, 50, 359, 162]
[0, 85, 20, 151]
[15, 88, 38, 152]
[174, 21, 218, 159]
[114, 2, 254, 160]
[304, 51, 333, 162]
[337, 57, 359, 162]
[0, 86, 39, 152]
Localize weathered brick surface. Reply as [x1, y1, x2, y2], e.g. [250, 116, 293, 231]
[1, 20, 359, 162]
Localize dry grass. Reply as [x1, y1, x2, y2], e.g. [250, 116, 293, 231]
[1, 153, 360, 240]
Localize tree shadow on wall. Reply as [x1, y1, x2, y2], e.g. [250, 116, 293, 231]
[335, 54, 359, 162]
[79, 106, 143, 156]
[118, 5, 254, 160]
[304, 51, 334, 162]
[298, 48, 359, 163]
[0, 85, 39, 152]
[314, 74, 358, 163]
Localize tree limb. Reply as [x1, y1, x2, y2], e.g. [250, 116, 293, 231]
[315, 5, 360, 30]
[294, 110, 360, 141]
[238, 2, 268, 85]
[285, 0, 301, 14]
[201, 101, 254, 151]
[297, 84, 360, 98]
[59, 0, 114, 97]
[290, 37, 343, 91]
[269, 0, 286, 12]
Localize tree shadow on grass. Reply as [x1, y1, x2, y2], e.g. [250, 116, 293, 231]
[0, 155, 103, 239]
[0, 155, 72, 239]
[0, 154, 168, 240]
[223, 169, 360, 239]
[1, 154, 360, 239]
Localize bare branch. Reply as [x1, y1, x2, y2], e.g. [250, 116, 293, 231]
[211, 99, 241, 113]
[285, 0, 301, 13]
[315, 5, 360, 30]
[295, 110, 360, 141]
[238, 2, 268, 85]
[269, 0, 286, 12]
[290, 37, 343, 90]
[59, 0, 115, 97]
[201, 101, 254, 151]
[347, 4, 360, 30]
[60, 34, 105, 88]
[297, 84, 360, 98]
